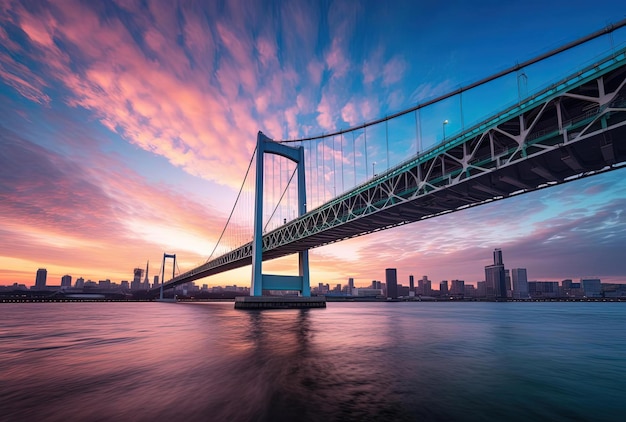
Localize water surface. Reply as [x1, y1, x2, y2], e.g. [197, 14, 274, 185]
[1, 302, 625, 421]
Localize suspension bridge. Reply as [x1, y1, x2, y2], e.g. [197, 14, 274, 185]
[150, 21, 626, 301]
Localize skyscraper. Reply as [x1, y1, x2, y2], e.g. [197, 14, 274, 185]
[61, 274, 72, 288]
[422, 276, 432, 296]
[450, 280, 465, 297]
[143, 261, 150, 289]
[494, 248, 503, 266]
[132, 268, 144, 291]
[386, 268, 398, 299]
[409, 275, 415, 293]
[348, 278, 354, 295]
[440, 280, 449, 296]
[485, 248, 506, 299]
[35, 268, 47, 289]
[511, 268, 528, 299]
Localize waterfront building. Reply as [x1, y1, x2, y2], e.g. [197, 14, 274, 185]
[409, 275, 414, 293]
[476, 281, 486, 298]
[348, 278, 354, 295]
[440, 280, 448, 296]
[386, 268, 398, 299]
[485, 248, 506, 299]
[131, 268, 143, 290]
[581, 278, 602, 298]
[75, 277, 85, 289]
[464, 284, 476, 298]
[505, 269, 512, 297]
[352, 288, 383, 297]
[35, 268, 47, 289]
[511, 268, 529, 299]
[528, 281, 559, 298]
[61, 275, 72, 288]
[562, 279, 584, 298]
[450, 280, 465, 298]
[422, 276, 432, 296]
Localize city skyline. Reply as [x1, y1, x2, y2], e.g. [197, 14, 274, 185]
[4, 246, 617, 291]
[2, 1, 626, 288]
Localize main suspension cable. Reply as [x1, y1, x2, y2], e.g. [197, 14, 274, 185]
[206, 147, 257, 262]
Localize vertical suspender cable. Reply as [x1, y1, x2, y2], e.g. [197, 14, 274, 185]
[364, 126, 368, 180]
[340, 133, 345, 194]
[386, 119, 390, 170]
[352, 132, 356, 186]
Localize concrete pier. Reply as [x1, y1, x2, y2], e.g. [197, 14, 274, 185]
[234, 296, 326, 310]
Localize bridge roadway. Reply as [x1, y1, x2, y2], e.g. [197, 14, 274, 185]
[152, 46, 626, 293]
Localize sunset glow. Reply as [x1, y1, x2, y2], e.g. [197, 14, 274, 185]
[1, 0, 626, 288]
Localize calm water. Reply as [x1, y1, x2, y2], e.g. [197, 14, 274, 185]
[1, 301, 625, 421]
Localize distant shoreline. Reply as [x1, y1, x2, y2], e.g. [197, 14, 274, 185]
[2, 297, 625, 303]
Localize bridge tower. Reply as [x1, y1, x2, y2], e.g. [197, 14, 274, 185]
[251, 132, 310, 297]
[160, 253, 176, 300]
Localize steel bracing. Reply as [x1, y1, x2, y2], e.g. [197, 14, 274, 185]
[152, 46, 626, 293]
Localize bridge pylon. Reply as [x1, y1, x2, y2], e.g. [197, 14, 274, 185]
[251, 132, 310, 297]
[160, 253, 176, 300]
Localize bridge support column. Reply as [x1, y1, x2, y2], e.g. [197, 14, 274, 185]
[160, 253, 176, 300]
[251, 132, 310, 297]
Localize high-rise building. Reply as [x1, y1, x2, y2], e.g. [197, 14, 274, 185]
[132, 268, 144, 290]
[581, 278, 602, 298]
[511, 268, 528, 299]
[386, 268, 398, 299]
[494, 248, 503, 266]
[505, 269, 511, 297]
[35, 268, 47, 289]
[348, 278, 354, 295]
[450, 280, 465, 297]
[75, 277, 85, 289]
[476, 281, 486, 297]
[61, 274, 72, 288]
[440, 280, 448, 296]
[143, 261, 150, 289]
[153, 275, 159, 288]
[422, 276, 432, 296]
[409, 275, 415, 293]
[485, 248, 506, 299]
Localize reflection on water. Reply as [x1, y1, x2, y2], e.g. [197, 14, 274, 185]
[1, 302, 625, 421]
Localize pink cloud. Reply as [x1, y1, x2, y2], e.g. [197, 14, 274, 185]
[316, 93, 335, 130]
[307, 60, 324, 85]
[325, 38, 350, 79]
[341, 101, 359, 126]
[382, 55, 407, 86]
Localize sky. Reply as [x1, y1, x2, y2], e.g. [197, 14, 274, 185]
[1, 0, 626, 288]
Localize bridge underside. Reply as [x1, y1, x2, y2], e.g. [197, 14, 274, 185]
[153, 48, 626, 293]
